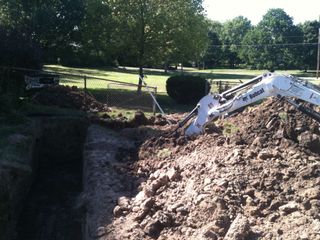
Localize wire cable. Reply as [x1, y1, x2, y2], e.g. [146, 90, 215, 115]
[211, 42, 318, 48]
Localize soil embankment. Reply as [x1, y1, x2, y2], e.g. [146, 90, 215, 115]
[86, 98, 320, 240]
[0, 121, 39, 240]
[12, 117, 88, 240]
[3, 97, 320, 240]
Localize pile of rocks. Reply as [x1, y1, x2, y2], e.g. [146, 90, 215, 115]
[91, 98, 320, 240]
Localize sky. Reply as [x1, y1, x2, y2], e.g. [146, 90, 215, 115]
[203, 0, 320, 25]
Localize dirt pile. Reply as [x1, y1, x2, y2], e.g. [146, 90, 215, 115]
[224, 99, 320, 152]
[32, 85, 110, 112]
[93, 98, 320, 240]
[92, 112, 176, 131]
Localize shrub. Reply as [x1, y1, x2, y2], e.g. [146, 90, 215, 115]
[166, 75, 210, 104]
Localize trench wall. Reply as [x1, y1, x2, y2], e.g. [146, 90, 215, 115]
[0, 116, 88, 240]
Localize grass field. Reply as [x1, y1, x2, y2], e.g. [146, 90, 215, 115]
[44, 65, 320, 114]
[45, 65, 170, 92]
[45, 65, 319, 93]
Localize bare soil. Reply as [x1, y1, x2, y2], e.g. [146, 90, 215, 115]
[32, 85, 110, 112]
[19, 85, 320, 240]
[90, 98, 320, 240]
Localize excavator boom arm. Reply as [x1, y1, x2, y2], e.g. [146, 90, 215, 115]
[185, 73, 320, 136]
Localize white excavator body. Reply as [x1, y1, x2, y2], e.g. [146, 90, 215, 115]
[183, 72, 320, 136]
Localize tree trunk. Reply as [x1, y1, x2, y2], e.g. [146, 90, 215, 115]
[164, 62, 168, 73]
[137, 0, 145, 94]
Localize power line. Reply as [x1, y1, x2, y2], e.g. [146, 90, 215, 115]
[211, 42, 318, 48]
[317, 15, 320, 79]
[317, 27, 320, 78]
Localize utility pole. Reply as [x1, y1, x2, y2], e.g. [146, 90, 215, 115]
[317, 29, 320, 78]
[317, 19, 320, 79]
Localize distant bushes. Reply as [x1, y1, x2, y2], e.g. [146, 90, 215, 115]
[166, 75, 210, 104]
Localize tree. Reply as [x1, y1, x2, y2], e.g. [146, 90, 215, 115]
[167, 10, 209, 69]
[298, 20, 320, 70]
[0, 26, 42, 68]
[110, 0, 208, 92]
[33, 0, 85, 64]
[0, 0, 209, 73]
[203, 21, 223, 68]
[240, 27, 273, 69]
[240, 8, 303, 70]
[0, 0, 43, 68]
[220, 16, 252, 67]
[77, 0, 116, 66]
[0, 0, 85, 64]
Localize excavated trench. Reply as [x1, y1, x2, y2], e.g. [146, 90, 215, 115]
[13, 117, 88, 240]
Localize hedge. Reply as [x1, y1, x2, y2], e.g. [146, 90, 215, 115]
[166, 75, 210, 104]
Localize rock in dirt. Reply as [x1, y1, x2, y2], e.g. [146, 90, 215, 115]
[279, 202, 300, 214]
[298, 187, 320, 200]
[134, 190, 151, 205]
[224, 214, 250, 240]
[203, 229, 218, 240]
[117, 196, 131, 208]
[166, 167, 180, 181]
[144, 219, 164, 238]
[258, 150, 273, 160]
[129, 111, 150, 127]
[298, 131, 320, 153]
[149, 174, 169, 194]
[113, 205, 125, 218]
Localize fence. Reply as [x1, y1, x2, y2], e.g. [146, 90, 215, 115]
[0, 66, 158, 113]
[209, 79, 243, 93]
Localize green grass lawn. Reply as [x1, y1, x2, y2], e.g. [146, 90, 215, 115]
[44, 65, 171, 93]
[43, 65, 320, 114]
[45, 65, 320, 92]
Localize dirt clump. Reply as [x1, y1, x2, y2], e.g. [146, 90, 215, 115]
[87, 97, 320, 240]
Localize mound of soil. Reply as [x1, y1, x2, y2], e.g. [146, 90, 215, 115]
[101, 98, 320, 240]
[91, 112, 177, 131]
[32, 85, 110, 112]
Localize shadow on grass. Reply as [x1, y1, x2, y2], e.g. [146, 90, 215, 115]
[45, 66, 113, 78]
[196, 72, 256, 80]
[111, 67, 174, 77]
[45, 65, 258, 81]
[292, 71, 318, 78]
[88, 88, 193, 114]
[45, 65, 173, 78]
[114, 68, 256, 80]
[156, 94, 194, 113]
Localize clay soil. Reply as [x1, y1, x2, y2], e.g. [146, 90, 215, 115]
[99, 98, 320, 240]
[32, 85, 110, 112]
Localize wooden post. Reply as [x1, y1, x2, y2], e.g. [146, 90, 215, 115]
[84, 75, 87, 108]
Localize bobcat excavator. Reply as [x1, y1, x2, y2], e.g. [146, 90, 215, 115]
[176, 72, 320, 136]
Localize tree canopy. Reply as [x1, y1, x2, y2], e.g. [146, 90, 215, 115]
[0, 3, 319, 71]
[240, 9, 303, 70]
